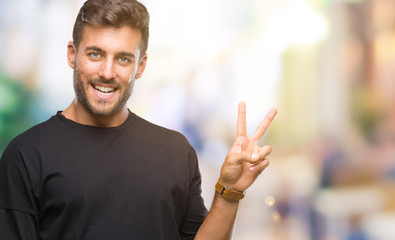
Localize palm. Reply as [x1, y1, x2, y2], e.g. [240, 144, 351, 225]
[219, 102, 277, 192]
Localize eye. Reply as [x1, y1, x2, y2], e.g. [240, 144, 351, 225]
[89, 52, 101, 58]
[118, 57, 130, 63]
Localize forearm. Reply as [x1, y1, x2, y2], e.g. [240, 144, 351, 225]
[194, 103, 277, 239]
[195, 192, 239, 240]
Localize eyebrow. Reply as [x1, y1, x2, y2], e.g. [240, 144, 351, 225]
[84, 46, 103, 53]
[84, 46, 136, 59]
[118, 51, 136, 60]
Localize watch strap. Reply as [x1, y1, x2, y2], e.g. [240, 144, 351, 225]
[215, 180, 245, 201]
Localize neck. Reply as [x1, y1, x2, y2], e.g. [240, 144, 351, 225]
[62, 98, 129, 127]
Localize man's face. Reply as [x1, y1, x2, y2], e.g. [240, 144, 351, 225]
[67, 25, 146, 117]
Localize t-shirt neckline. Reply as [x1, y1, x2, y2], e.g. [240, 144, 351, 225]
[55, 110, 136, 134]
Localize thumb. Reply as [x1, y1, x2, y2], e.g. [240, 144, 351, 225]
[227, 151, 261, 165]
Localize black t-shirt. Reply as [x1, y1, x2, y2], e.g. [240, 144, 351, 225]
[0, 111, 208, 239]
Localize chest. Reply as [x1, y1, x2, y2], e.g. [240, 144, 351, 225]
[36, 136, 190, 221]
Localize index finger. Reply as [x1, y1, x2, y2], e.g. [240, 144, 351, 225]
[236, 101, 247, 137]
[252, 108, 278, 141]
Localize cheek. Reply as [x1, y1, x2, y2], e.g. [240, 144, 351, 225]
[126, 75, 135, 84]
[117, 68, 136, 84]
[77, 61, 100, 79]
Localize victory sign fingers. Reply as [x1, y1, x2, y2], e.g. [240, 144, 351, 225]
[219, 102, 277, 191]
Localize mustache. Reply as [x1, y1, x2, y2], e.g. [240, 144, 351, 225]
[87, 78, 121, 88]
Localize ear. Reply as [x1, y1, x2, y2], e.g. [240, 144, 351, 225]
[67, 41, 76, 69]
[135, 53, 148, 79]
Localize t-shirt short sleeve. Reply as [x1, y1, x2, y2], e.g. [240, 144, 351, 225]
[0, 138, 39, 239]
[178, 146, 208, 240]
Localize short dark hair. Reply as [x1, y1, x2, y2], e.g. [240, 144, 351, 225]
[72, 0, 150, 57]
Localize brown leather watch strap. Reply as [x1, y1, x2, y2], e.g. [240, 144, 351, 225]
[215, 180, 245, 201]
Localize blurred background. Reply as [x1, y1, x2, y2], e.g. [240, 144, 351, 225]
[1, 0, 395, 239]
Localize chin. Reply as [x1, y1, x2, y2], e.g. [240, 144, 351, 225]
[89, 105, 124, 117]
[75, 83, 132, 118]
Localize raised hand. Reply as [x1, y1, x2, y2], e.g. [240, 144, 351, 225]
[219, 102, 277, 192]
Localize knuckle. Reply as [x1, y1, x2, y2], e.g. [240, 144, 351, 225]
[264, 145, 272, 154]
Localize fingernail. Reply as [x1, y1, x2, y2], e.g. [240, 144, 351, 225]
[249, 166, 256, 171]
[251, 153, 259, 161]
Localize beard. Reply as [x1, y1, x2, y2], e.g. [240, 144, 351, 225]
[73, 68, 135, 117]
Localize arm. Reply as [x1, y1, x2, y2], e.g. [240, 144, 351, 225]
[0, 141, 40, 239]
[195, 102, 277, 240]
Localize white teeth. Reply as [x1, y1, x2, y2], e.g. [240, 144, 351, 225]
[95, 89, 113, 96]
[94, 85, 115, 93]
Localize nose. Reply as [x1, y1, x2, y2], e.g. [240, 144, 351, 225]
[99, 59, 116, 80]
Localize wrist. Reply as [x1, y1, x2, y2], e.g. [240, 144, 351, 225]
[215, 179, 245, 201]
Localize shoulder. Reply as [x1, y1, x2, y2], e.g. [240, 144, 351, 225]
[132, 114, 192, 149]
[2, 115, 58, 155]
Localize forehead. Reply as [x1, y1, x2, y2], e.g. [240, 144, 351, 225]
[79, 25, 142, 53]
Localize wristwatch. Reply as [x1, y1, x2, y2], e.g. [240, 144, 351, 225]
[215, 180, 245, 201]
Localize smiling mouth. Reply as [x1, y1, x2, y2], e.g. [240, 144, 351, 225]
[92, 84, 117, 97]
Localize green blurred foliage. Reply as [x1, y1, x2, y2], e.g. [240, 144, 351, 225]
[0, 71, 35, 154]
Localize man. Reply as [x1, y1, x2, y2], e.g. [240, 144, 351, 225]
[0, 0, 277, 239]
